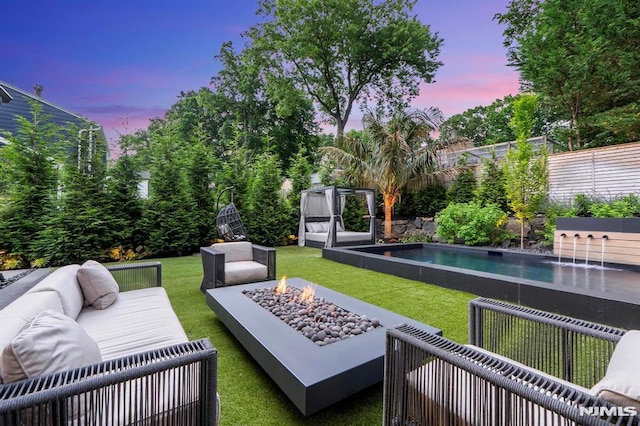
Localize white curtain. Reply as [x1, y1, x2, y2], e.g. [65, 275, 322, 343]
[366, 191, 375, 236]
[298, 191, 308, 246]
[324, 187, 336, 247]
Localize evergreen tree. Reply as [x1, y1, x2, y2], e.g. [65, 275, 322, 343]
[104, 153, 145, 251]
[246, 153, 289, 246]
[141, 130, 197, 256]
[36, 126, 112, 265]
[446, 168, 477, 205]
[187, 135, 217, 246]
[0, 103, 58, 264]
[286, 148, 312, 236]
[475, 151, 508, 211]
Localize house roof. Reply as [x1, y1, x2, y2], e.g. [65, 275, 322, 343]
[0, 81, 105, 146]
[0, 86, 12, 104]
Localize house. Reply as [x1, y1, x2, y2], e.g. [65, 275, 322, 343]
[0, 81, 105, 152]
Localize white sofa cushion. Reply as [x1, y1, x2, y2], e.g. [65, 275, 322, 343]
[0, 310, 102, 383]
[77, 260, 119, 309]
[225, 261, 268, 285]
[212, 241, 254, 262]
[591, 330, 640, 410]
[0, 291, 65, 383]
[77, 287, 188, 360]
[27, 264, 84, 319]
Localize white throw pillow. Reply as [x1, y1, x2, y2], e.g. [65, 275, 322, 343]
[77, 260, 119, 309]
[1, 310, 103, 383]
[591, 330, 640, 410]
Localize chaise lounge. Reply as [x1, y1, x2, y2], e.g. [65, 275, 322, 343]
[384, 297, 640, 425]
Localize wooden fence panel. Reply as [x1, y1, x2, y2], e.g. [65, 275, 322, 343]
[548, 142, 640, 201]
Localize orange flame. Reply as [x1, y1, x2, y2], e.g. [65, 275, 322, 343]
[275, 276, 288, 294]
[299, 285, 315, 304]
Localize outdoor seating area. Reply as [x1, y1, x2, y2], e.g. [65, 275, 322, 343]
[2, 247, 640, 425]
[0, 261, 218, 425]
[298, 186, 376, 248]
[384, 298, 638, 425]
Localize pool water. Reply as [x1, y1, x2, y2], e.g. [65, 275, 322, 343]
[356, 245, 640, 296]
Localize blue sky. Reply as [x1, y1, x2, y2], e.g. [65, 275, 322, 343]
[2, 0, 519, 149]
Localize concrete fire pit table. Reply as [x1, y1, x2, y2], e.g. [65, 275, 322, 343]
[205, 277, 441, 416]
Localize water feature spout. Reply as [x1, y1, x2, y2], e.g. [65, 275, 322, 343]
[585, 235, 593, 265]
[601, 236, 609, 267]
[558, 233, 567, 263]
[572, 234, 579, 264]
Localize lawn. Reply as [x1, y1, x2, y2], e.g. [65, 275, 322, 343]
[158, 245, 474, 426]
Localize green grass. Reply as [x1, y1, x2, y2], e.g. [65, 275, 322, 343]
[157, 246, 474, 425]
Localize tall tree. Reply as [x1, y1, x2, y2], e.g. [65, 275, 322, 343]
[439, 94, 559, 147]
[321, 108, 446, 239]
[246, 153, 290, 246]
[0, 103, 59, 263]
[36, 128, 112, 265]
[248, 0, 443, 139]
[141, 128, 197, 256]
[503, 94, 548, 248]
[496, 0, 640, 149]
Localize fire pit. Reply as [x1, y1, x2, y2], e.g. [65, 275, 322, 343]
[243, 277, 382, 346]
[206, 277, 441, 416]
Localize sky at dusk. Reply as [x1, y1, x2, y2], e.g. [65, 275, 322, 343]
[2, 0, 520, 152]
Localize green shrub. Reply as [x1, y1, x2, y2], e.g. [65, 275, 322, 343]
[540, 201, 578, 247]
[395, 183, 447, 217]
[435, 202, 508, 246]
[572, 193, 592, 217]
[589, 194, 640, 218]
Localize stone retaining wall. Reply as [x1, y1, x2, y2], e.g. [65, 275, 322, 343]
[376, 216, 548, 248]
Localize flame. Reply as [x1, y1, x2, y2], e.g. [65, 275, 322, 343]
[275, 276, 288, 294]
[299, 284, 315, 304]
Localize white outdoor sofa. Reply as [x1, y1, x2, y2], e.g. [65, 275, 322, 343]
[384, 297, 640, 425]
[0, 261, 218, 425]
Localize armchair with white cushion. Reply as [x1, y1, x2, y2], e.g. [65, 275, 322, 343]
[200, 242, 276, 292]
[384, 297, 640, 425]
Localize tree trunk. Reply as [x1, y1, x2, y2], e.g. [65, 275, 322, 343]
[520, 219, 525, 249]
[383, 193, 397, 240]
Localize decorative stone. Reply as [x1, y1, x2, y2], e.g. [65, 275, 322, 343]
[242, 286, 383, 346]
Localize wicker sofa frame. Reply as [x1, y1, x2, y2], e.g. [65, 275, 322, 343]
[0, 263, 218, 426]
[384, 297, 636, 426]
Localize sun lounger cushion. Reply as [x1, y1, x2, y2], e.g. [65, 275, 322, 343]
[0, 309, 102, 383]
[77, 260, 120, 309]
[591, 330, 640, 410]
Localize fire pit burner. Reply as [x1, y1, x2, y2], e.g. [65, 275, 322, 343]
[243, 281, 381, 346]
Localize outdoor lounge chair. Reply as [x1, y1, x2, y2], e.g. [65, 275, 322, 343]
[200, 242, 276, 292]
[384, 297, 640, 425]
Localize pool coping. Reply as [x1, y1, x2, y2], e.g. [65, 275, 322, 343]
[323, 243, 640, 329]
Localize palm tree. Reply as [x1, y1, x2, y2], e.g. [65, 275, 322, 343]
[321, 108, 447, 239]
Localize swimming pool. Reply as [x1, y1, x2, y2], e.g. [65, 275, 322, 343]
[322, 243, 640, 329]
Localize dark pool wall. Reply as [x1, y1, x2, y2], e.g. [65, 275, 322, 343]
[323, 243, 640, 330]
